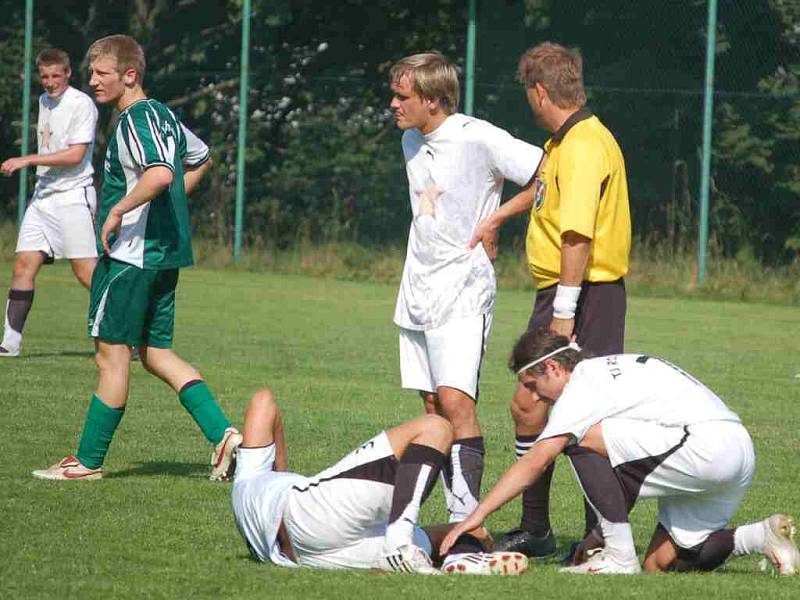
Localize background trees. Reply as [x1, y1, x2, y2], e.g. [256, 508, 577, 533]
[1, 0, 797, 264]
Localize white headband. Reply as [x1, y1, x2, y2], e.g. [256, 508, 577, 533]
[516, 341, 581, 375]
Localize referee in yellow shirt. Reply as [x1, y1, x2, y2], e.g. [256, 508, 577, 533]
[470, 42, 631, 560]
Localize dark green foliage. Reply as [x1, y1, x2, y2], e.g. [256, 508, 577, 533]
[0, 0, 797, 264]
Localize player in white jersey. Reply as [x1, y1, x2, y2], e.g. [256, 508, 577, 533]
[389, 52, 544, 524]
[1, 49, 98, 357]
[441, 329, 800, 576]
[232, 388, 529, 576]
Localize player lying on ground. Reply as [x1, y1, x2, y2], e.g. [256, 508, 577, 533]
[441, 329, 800, 576]
[231, 388, 528, 575]
[32, 35, 240, 482]
[1, 49, 98, 358]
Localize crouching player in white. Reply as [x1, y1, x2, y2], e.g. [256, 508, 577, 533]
[232, 389, 529, 575]
[441, 329, 800, 576]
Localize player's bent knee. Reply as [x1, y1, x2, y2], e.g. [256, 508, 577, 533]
[250, 388, 275, 406]
[423, 413, 453, 439]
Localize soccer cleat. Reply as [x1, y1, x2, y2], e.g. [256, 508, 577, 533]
[209, 427, 243, 481]
[442, 551, 529, 575]
[378, 544, 442, 575]
[493, 528, 557, 559]
[763, 514, 800, 576]
[0, 345, 19, 357]
[32, 456, 102, 481]
[559, 548, 641, 575]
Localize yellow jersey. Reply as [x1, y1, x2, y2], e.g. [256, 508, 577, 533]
[525, 110, 631, 289]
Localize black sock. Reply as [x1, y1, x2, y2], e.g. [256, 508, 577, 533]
[387, 444, 446, 531]
[4, 289, 34, 337]
[447, 533, 484, 556]
[564, 445, 628, 523]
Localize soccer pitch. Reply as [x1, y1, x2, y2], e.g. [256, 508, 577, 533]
[1, 263, 798, 599]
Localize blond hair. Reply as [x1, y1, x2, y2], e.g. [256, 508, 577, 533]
[517, 42, 586, 109]
[36, 49, 70, 71]
[390, 52, 459, 115]
[87, 35, 146, 84]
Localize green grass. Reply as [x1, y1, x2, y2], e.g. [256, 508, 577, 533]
[0, 262, 798, 599]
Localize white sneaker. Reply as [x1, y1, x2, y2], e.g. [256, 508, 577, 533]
[763, 514, 800, 576]
[442, 551, 529, 575]
[32, 456, 103, 481]
[209, 427, 242, 481]
[559, 548, 641, 575]
[378, 544, 441, 575]
[0, 345, 19, 357]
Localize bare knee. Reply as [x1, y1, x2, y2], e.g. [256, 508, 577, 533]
[95, 345, 130, 372]
[642, 554, 669, 573]
[509, 395, 546, 433]
[421, 413, 453, 446]
[11, 254, 41, 285]
[249, 388, 276, 410]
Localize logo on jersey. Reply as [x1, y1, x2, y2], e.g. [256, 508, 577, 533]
[534, 178, 546, 211]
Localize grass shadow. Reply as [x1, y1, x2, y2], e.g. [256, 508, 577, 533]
[23, 350, 95, 359]
[106, 461, 209, 479]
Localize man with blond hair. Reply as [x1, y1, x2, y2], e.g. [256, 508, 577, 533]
[33, 35, 241, 482]
[1, 49, 98, 357]
[473, 42, 631, 558]
[388, 51, 544, 524]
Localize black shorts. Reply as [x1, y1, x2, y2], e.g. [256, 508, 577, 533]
[526, 279, 626, 356]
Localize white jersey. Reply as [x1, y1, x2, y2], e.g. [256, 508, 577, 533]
[539, 355, 741, 444]
[232, 445, 308, 568]
[34, 86, 97, 196]
[394, 114, 543, 330]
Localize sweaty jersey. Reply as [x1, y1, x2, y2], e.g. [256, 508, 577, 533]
[539, 354, 741, 445]
[394, 113, 543, 330]
[99, 99, 210, 269]
[34, 86, 97, 196]
[526, 110, 631, 289]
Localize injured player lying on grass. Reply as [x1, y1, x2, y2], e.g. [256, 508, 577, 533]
[231, 388, 527, 575]
[440, 328, 800, 576]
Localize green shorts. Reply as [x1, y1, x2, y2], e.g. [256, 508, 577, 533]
[87, 256, 179, 348]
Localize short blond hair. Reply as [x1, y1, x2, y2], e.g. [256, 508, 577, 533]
[36, 49, 70, 71]
[87, 35, 146, 84]
[517, 42, 586, 109]
[390, 52, 459, 115]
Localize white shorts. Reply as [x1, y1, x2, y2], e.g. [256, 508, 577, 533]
[16, 187, 98, 260]
[399, 313, 492, 400]
[602, 419, 755, 548]
[283, 432, 431, 569]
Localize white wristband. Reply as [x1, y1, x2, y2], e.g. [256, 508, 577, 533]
[552, 284, 581, 319]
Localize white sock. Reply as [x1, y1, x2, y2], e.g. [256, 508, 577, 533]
[2, 313, 22, 351]
[600, 518, 637, 560]
[734, 521, 766, 556]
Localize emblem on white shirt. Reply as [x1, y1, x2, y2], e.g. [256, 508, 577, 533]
[416, 182, 443, 218]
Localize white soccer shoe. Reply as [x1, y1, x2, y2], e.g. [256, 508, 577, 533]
[0, 345, 19, 358]
[442, 551, 529, 575]
[32, 456, 103, 481]
[559, 548, 641, 575]
[209, 427, 243, 481]
[378, 544, 442, 575]
[763, 514, 800, 576]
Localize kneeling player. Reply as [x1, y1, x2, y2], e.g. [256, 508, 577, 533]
[232, 389, 528, 575]
[441, 329, 800, 576]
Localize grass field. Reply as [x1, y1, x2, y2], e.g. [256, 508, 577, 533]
[1, 262, 798, 599]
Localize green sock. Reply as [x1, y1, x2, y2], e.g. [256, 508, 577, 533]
[178, 380, 230, 445]
[76, 395, 125, 469]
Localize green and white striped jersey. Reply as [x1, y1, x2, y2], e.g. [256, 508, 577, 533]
[99, 98, 210, 269]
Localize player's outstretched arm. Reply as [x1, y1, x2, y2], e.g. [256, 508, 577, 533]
[0, 143, 89, 176]
[439, 434, 569, 555]
[100, 165, 173, 253]
[184, 158, 212, 197]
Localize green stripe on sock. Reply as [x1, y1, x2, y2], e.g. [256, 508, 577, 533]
[178, 381, 230, 445]
[76, 395, 125, 469]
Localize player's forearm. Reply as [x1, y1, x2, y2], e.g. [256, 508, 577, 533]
[110, 166, 174, 217]
[559, 231, 592, 286]
[494, 184, 536, 225]
[183, 158, 212, 196]
[25, 144, 89, 168]
[473, 440, 562, 520]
